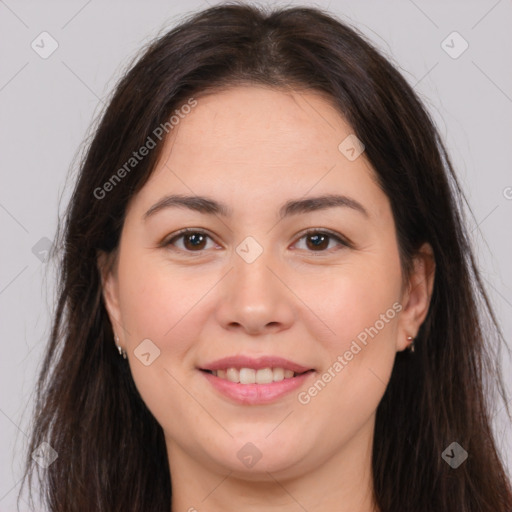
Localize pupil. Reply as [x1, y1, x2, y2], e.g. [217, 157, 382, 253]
[187, 233, 204, 248]
[309, 234, 328, 250]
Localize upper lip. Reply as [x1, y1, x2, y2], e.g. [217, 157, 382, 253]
[200, 355, 313, 374]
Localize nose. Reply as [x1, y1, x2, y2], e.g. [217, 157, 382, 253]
[215, 243, 296, 335]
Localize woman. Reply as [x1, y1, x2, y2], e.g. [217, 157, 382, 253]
[22, 3, 512, 511]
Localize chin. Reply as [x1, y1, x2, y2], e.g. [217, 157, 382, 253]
[206, 435, 311, 478]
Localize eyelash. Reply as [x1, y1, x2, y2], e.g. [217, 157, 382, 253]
[163, 228, 352, 255]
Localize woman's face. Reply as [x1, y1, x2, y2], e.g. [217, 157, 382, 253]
[100, 85, 432, 481]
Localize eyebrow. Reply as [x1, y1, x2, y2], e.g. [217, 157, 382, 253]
[143, 193, 369, 221]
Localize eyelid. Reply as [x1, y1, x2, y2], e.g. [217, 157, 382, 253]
[163, 227, 352, 253]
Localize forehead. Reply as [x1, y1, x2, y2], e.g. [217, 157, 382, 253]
[128, 85, 385, 220]
[172, 85, 353, 161]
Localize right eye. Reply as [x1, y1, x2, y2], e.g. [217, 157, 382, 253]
[164, 228, 220, 253]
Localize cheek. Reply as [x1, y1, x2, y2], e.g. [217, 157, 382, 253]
[115, 254, 211, 433]
[302, 251, 402, 412]
[116, 252, 210, 352]
[316, 258, 402, 353]
[296, 282, 399, 447]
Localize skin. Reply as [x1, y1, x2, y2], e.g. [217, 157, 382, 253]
[99, 85, 435, 512]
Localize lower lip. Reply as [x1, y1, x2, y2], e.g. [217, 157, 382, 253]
[201, 370, 314, 405]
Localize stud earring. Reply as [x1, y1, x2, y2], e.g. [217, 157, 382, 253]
[406, 335, 415, 353]
[114, 334, 127, 359]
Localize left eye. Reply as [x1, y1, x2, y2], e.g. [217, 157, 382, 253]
[164, 229, 349, 253]
[293, 230, 348, 252]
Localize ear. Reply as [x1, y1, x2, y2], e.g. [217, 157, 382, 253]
[97, 249, 123, 340]
[396, 242, 435, 351]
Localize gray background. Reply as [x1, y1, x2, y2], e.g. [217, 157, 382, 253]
[1, 0, 511, 509]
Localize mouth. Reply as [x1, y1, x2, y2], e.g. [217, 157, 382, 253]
[200, 367, 313, 384]
[198, 355, 315, 404]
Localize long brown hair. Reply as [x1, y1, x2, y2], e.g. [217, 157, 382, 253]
[22, 3, 512, 511]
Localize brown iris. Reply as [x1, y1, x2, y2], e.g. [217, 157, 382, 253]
[182, 232, 207, 250]
[305, 233, 330, 251]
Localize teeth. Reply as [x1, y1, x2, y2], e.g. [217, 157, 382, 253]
[240, 368, 256, 384]
[255, 368, 273, 384]
[226, 368, 239, 383]
[211, 367, 301, 384]
[273, 367, 284, 382]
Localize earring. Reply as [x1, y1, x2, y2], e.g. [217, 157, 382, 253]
[406, 335, 415, 353]
[114, 334, 127, 359]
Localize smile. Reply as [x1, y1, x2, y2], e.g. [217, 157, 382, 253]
[203, 367, 301, 384]
[199, 355, 315, 404]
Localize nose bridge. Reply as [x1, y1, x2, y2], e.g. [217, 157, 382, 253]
[215, 234, 295, 333]
[232, 234, 279, 301]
